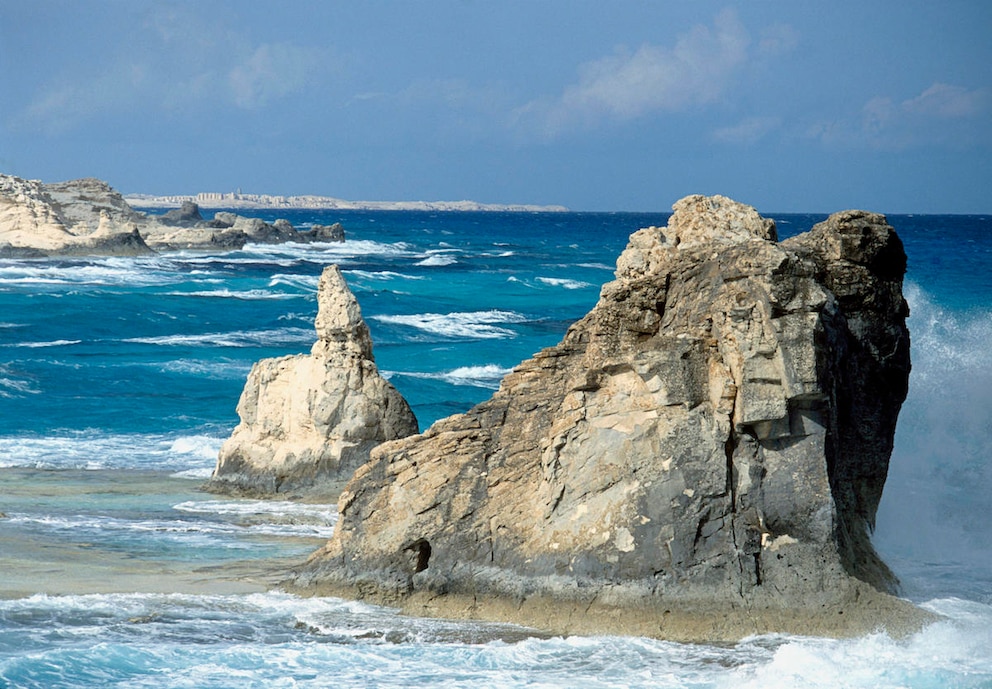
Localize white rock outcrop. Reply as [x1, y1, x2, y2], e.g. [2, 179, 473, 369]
[1, 173, 345, 255]
[207, 265, 418, 496]
[0, 174, 151, 256]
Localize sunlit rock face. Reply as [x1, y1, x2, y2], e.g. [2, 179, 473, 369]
[208, 265, 418, 496]
[299, 195, 916, 639]
[0, 174, 152, 256]
[0, 173, 345, 255]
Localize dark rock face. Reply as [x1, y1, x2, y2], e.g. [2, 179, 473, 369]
[158, 201, 204, 227]
[296, 195, 920, 639]
[302, 223, 346, 243]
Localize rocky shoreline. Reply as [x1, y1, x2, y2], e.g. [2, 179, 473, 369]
[0, 174, 346, 256]
[5, 174, 935, 640]
[272, 195, 932, 640]
[285, 578, 935, 643]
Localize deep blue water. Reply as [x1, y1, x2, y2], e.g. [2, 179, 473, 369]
[1, 210, 990, 688]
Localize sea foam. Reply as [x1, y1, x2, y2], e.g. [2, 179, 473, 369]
[372, 310, 527, 340]
[123, 327, 313, 348]
[0, 432, 224, 471]
[389, 364, 515, 389]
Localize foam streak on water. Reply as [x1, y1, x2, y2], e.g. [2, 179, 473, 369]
[0, 593, 990, 689]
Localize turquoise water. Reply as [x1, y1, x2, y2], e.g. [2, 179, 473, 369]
[1, 210, 991, 687]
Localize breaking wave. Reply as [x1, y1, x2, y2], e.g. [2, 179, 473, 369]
[372, 310, 527, 340]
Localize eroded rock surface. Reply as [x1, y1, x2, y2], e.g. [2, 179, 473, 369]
[0, 175, 153, 256]
[0, 173, 346, 255]
[296, 194, 925, 640]
[207, 265, 418, 497]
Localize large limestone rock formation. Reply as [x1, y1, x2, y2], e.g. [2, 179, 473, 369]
[0, 174, 152, 256]
[296, 195, 928, 640]
[0, 173, 346, 255]
[207, 265, 418, 497]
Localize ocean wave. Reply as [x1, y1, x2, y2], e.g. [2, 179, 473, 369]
[536, 276, 593, 290]
[8, 339, 83, 348]
[729, 598, 992, 688]
[170, 467, 215, 479]
[0, 367, 39, 398]
[0, 432, 224, 471]
[903, 282, 992, 377]
[874, 282, 992, 576]
[345, 269, 424, 281]
[415, 252, 459, 267]
[0, 591, 989, 688]
[389, 364, 514, 389]
[239, 239, 417, 262]
[123, 327, 313, 348]
[177, 254, 300, 268]
[168, 435, 225, 461]
[371, 310, 526, 340]
[267, 273, 321, 291]
[157, 359, 253, 379]
[164, 288, 300, 301]
[3, 511, 334, 541]
[174, 500, 338, 532]
[0, 259, 183, 287]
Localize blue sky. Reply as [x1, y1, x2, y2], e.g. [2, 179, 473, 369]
[1, 1, 989, 212]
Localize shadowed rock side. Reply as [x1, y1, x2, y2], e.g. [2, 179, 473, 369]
[294, 195, 931, 641]
[207, 265, 418, 497]
[0, 173, 346, 255]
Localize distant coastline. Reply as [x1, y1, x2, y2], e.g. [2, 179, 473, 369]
[125, 191, 569, 213]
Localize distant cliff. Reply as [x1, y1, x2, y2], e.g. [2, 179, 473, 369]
[294, 195, 932, 641]
[126, 191, 569, 213]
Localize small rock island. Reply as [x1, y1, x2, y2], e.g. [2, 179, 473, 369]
[290, 195, 931, 641]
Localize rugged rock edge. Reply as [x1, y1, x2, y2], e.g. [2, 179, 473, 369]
[291, 194, 936, 641]
[205, 265, 418, 498]
[0, 173, 346, 255]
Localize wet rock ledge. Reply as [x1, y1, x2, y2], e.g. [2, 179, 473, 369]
[291, 194, 935, 641]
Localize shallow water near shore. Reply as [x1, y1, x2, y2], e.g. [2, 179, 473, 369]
[2, 209, 991, 687]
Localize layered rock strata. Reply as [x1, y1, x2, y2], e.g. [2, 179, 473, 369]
[1, 175, 153, 256]
[295, 195, 929, 640]
[0, 173, 346, 255]
[207, 265, 418, 497]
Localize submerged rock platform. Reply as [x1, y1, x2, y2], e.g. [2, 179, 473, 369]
[293, 194, 934, 641]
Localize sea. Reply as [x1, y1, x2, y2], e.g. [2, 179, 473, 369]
[1, 209, 990, 688]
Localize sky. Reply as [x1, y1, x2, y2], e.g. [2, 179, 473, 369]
[1, 1, 990, 213]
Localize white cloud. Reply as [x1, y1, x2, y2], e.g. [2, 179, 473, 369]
[807, 82, 991, 150]
[712, 116, 781, 145]
[13, 8, 329, 133]
[757, 23, 800, 57]
[513, 9, 754, 138]
[903, 82, 987, 119]
[228, 42, 321, 109]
